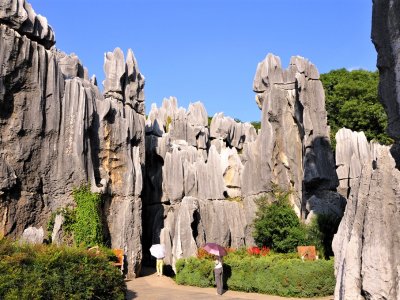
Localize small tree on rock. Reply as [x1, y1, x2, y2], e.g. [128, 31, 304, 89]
[253, 186, 307, 253]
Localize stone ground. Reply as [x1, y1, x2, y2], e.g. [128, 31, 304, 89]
[125, 267, 334, 300]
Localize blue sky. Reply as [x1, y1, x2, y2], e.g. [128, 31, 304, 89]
[29, 0, 375, 122]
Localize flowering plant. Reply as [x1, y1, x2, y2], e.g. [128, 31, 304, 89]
[247, 246, 270, 256]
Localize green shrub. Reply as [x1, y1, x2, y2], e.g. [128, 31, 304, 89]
[306, 214, 341, 259]
[175, 253, 334, 297]
[0, 239, 126, 300]
[253, 187, 308, 253]
[175, 257, 214, 287]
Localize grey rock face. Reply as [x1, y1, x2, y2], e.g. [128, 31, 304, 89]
[333, 143, 400, 300]
[51, 214, 65, 245]
[247, 54, 340, 216]
[0, 1, 145, 278]
[158, 196, 251, 270]
[103, 48, 145, 114]
[372, 0, 400, 139]
[143, 97, 258, 264]
[0, 0, 55, 49]
[335, 128, 371, 198]
[332, 3, 400, 298]
[144, 55, 344, 267]
[20, 226, 44, 244]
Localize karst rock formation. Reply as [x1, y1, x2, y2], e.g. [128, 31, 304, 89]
[0, 0, 145, 278]
[1, 0, 351, 283]
[143, 54, 344, 267]
[331, 0, 400, 299]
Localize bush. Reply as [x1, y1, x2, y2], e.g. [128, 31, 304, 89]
[0, 239, 126, 300]
[306, 214, 341, 259]
[175, 257, 214, 287]
[253, 187, 308, 253]
[175, 253, 335, 297]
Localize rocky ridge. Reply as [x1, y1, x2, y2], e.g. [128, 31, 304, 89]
[1, 0, 347, 281]
[143, 54, 344, 267]
[0, 0, 145, 278]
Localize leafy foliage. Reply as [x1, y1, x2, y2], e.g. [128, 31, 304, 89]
[250, 121, 261, 131]
[47, 207, 76, 243]
[72, 186, 104, 247]
[0, 239, 126, 300]
[320, 68, 392, 146]
[306, 214, 341, 259]
[253, 188, 308, 253]
[208, 116, 213, 127]
[175, 253, 335, 297]
[175, 257, 215, 287]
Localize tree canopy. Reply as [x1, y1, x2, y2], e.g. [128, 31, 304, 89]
[320, 68, 392, 146]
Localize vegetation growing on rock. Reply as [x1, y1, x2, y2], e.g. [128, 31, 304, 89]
[47, 186, 105, 247]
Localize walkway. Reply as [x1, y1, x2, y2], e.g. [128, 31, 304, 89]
[126, 267, 334, 300]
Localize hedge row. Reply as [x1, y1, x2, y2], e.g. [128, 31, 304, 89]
[175, 253, 335, 297]
[0, 239, 126, 300]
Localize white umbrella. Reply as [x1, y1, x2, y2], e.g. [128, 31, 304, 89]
[150, 244, 165, 259]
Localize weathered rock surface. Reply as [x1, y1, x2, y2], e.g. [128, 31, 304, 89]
[372, 0, 400, 140]
[0, 0, 55, 49]
[333, 140, 400, 300]
[335, 128, 372, 198]
[20, 226, 44, 244]
[332, 3, 400, 299]
[143, 97, 259, 264]
[50, 214, 64, 245]
[248, 54, 341, 217]
[143, 54, 345, 266]
[0, 1, 145, 278]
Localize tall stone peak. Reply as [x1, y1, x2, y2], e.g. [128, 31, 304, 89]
[103, 47, 145, 114]
[372, 0, 400, 140]
[247, 53, 341, 218]
[0, 0, 145, 278]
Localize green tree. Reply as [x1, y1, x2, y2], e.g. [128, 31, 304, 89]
[321, 68, 392, 146]
[253, 187, 307, 253]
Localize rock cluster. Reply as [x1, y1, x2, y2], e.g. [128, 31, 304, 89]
[332, 2, 400, 299]
[0, 0, 145, 278]
[143, 97, 258, 267]
[1, 0, 347, 280]
[143, 54, 344, 267]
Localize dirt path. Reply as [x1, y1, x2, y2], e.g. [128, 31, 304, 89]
[125, 267, 334, 300]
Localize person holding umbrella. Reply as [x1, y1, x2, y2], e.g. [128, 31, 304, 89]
[214, 255, 223, 295]
[203, 242, 226, 295]
[150, 244, 165, 276]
